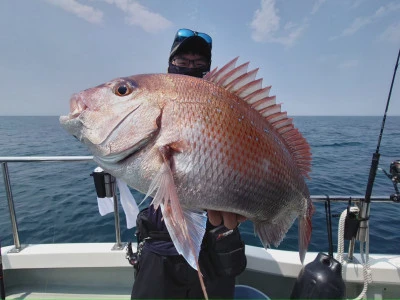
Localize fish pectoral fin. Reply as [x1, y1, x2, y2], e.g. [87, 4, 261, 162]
[148, 145, 209, 298]
[168, 140, 191, 153]
[149, 161, 207, 268]
[162, 204, 207, 270]
[148, 145, 207, 269]
[159, 203, 208, 298]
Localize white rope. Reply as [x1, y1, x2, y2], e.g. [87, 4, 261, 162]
[354, 228, 372, 300]
[336, 207, 371, 300]
[336, 209, 347, 264]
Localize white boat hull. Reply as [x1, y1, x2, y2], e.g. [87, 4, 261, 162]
[2, 243, 399, 299]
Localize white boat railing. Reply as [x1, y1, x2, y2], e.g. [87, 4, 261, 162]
[0, 156, 393, 253]
[0, 156, 126, 253]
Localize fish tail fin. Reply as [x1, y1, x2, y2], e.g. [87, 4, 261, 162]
[298, 200, 314, 264]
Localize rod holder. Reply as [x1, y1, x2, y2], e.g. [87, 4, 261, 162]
[91, 168, 123, 250]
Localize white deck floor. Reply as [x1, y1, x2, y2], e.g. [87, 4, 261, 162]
[2, 243, 400, 299]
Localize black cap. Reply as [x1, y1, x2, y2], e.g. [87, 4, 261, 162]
[169, 36, 212, 63]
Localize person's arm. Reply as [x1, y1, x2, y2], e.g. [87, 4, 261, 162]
[207, 210, 247, 229]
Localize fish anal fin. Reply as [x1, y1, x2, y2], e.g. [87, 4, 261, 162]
[256, 203, 313, 264]
[255, 212, 297, 250]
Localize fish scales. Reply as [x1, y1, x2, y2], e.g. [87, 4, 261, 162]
[157, 75, 307, 222]
[60, 58, 313, 300]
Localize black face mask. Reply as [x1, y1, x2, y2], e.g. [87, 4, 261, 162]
[168, 63, 210, 78]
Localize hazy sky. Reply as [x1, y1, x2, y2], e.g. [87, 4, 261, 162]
[1, 0, 399, 116]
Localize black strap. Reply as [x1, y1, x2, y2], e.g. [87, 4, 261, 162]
[148, 231, 172, 241]
[136, 208, 172, 242]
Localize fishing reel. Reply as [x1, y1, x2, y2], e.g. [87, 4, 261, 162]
[389, 160, 400, 183]
[379, 160, 400, 202]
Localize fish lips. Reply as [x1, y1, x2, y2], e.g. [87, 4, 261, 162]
[59, 93, 88, 138]
[61, 93, 87, 120]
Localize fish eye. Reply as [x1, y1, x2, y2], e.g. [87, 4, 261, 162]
[114, 83, 133, 97]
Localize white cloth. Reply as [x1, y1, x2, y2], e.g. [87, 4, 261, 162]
[97, 196, 114, 216]
[95, 168, 139, 229]
[116, 178, 139, 229]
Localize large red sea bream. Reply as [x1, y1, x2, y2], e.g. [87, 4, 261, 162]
[60, 58, 314, 298]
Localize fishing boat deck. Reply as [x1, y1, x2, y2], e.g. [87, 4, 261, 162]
[2, 243, 400, 299]
[3, 243, 132, 299]
[6, 288, 130, 299]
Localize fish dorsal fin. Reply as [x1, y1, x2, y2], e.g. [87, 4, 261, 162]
[205, 57, 311, 178]
[203, 57, 238, 83]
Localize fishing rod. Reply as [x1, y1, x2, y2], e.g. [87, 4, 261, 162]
[358, 48, 400, 243]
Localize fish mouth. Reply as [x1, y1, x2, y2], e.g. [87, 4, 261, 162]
[60, 93, 88, 122]
[69, 93, 88, 119]
[59, 94, 88, 135]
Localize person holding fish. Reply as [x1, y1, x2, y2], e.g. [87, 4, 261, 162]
[130, 28, 248, 299]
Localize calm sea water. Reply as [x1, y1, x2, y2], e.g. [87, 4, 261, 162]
[0, 116, 399, 255]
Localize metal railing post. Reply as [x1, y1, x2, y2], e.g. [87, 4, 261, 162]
[1, 162, 21, 251]
[0, 156, 93, 253]
[104, 174, 123, 250]
[112, 193, 123, 250]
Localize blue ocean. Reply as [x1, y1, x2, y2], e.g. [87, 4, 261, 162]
[0, 116, 399, 255]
